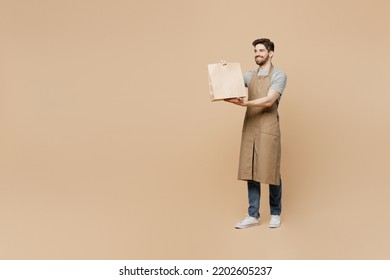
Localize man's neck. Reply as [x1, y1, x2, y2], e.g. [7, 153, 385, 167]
[258, 60, 272, 72]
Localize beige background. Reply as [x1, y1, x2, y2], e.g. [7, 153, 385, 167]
[1, 0, 389, 259]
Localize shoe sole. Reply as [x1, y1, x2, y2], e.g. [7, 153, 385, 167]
[268, 223, 281, 228]
[235, 223, 260, 229]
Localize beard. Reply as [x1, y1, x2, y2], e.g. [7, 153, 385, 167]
[255, 55, 269, 66]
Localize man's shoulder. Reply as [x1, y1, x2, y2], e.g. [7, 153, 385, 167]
[272, 66, 286, 77]
[271, 67, 287, 83]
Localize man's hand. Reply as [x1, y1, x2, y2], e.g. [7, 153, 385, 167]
[224, 97, 247, 106]
[220, 60, 227, 66]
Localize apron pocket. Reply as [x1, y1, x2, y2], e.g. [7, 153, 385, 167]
[260, 113, 280, 136]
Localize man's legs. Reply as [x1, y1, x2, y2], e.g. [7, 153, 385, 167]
[235, 180, 260, 229]
[269, 178, 282, 215]
[236, 179, 282, 229]
[247, 180, 261, 218]
[269, 178, 282, 227]
[248, 179, 282, 217]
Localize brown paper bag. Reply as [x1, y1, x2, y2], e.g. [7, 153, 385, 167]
[208, 63, 247, 101]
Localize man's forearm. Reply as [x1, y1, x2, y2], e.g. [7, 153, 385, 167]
[244, 96, 274, 107]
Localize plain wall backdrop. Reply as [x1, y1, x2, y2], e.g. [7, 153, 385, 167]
[1, 0, 389, 259]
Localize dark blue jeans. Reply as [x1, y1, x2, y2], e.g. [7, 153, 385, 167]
[247, 179, 282, 219]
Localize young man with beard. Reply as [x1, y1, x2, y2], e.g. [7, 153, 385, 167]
[223, 38, 287, 229]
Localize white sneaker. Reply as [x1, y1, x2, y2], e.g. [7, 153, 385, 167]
[235, 215, 260, 229]
[268, 215, 281, 228]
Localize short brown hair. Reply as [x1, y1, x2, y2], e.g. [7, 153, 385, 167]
[252, 38, 274, 52]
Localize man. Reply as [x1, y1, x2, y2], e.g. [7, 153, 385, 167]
[223, 38, 287, 229]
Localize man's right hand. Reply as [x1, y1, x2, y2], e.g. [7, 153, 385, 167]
[224, 97, 246, 106]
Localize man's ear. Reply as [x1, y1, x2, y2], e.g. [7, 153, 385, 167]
[269, 51, 274, 58]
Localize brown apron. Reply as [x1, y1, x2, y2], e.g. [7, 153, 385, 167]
[237, 65, 281, 185]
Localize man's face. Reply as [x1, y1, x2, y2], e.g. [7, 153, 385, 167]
[254, 44, 273, 66]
